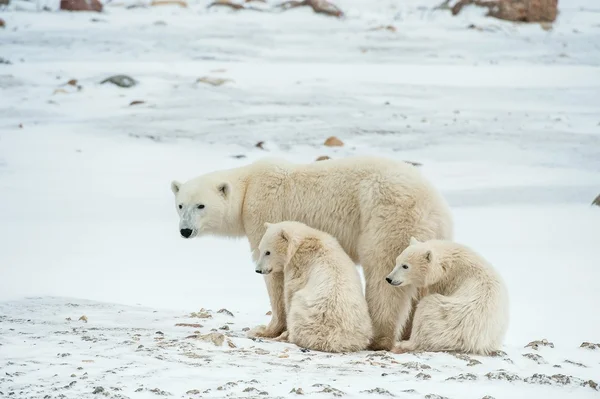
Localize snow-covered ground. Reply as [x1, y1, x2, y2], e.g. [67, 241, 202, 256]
[1, 0, 599, 398]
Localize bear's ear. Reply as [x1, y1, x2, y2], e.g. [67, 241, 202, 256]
[218, 182, 230, 197]
[410, 236, 420, 246]
[280, 229, 290, 242]
[424, 250, 432, 263]
[264, 222, 273, 229]
[171, 181, 181, 195]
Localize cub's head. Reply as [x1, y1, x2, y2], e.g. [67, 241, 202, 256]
[170, 176, 232, 239]
[255, 222, 300, 275]
[386, 237, 442, 288]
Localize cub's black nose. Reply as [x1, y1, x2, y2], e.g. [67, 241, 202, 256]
[255, 270, 263, 274]
[385, 277, 393, 284]
[180, 228, 193, 238]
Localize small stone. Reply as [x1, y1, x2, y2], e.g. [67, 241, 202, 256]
[219, 325, 230, 331]
[101, 75, 137, 88]
[564, 360, 587, 368]
[227, 339, 237, 348]
[525, 339, 554, 350]
[67, 79, 78, 86]
[485, 370, 521, 382]
[190, 309, 212, 319]
[242, 327, 250, 332]
[186, 389, 200, 395]
[324, 136, 344, 147]
[424, 395, 450, 399]
[175, 323, 203, 328]
[583, 380, 598, 390]
[92, 387, 105, 394]
[481, 396, 495, 399]
[217, 308, 234, 317]
[316, 156, 331, 161]
[361, 388, 394, 396]
[446, 373, 477, 381]
[278, 354, 289, 358]
[523, 353, 547, 364]
[232, 154, 246, 159]
[416, 372, 431, 380]
[290, 387, 304, 395]
[198, 332, 225, 346]
[581, 341, 600, 349]
[196, 76, 233, 86]
[265, 311, 272, 316]
[255, 141, 265, 150]
[0, 18, 5, 28]
[400, 361, 431, 370]
[71, 374, 76, 377]
[155, 331, 164, 335]
[129, 100, 145, 106]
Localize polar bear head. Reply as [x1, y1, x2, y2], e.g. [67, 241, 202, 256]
[386, 237, 442, 288]
[255, 222, 301, 275]
[170, 175, 234, 239]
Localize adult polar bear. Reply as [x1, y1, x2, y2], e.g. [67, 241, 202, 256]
[171, 156, 453, 350]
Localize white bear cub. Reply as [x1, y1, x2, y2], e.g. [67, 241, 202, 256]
[255, 221, 373, 353]
[386, 237, 509, 355]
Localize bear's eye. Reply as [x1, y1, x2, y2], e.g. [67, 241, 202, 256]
[402, 264, 409, 270]
[265, 251, 271, 256]
[197, 204, 205, 209]
[178, 204, 182, 209]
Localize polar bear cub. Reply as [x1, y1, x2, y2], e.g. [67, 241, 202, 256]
[386, 237, 509, 355]
[255, 221, 373, 353]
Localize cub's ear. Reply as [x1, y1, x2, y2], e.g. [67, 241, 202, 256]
[424, 250, 432, 262]
[280, 229, 290, 242]
[171, 181, 181, 195]
[409, 236, 421, 246]
[218, 182, 231, 197]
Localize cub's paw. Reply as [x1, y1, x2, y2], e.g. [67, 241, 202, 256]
[391, 341, 415, 354]
[247, 325, 268, 338]
[273, 331, 289, 342]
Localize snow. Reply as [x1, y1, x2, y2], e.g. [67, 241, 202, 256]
[1, 0, 600, 398]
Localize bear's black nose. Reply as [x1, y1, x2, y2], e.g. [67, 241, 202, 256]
[180, 228, 193, 238]
[255, 270, 263, 274]
[385, 277, 393, 284]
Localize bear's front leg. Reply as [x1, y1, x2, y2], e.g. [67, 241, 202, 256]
[250, 272, 286, 338]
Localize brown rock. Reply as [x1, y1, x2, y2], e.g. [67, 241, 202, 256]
[316, 156, 331, 161]
[324, 136, 344, 147]
[151, 0, 187, 6]
[592, 194, 600, 207]
[60, 0, 103, 12]
[0, 18, 5, 29]
[451, 0, 557, 23]
[129, 100, 145, 106]
[67, 79, 78, 86]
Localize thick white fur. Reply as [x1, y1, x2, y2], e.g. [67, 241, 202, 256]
[255, 221, 372, 352]
[171, 156, 453, 350]
[386, 237, 509, 355]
